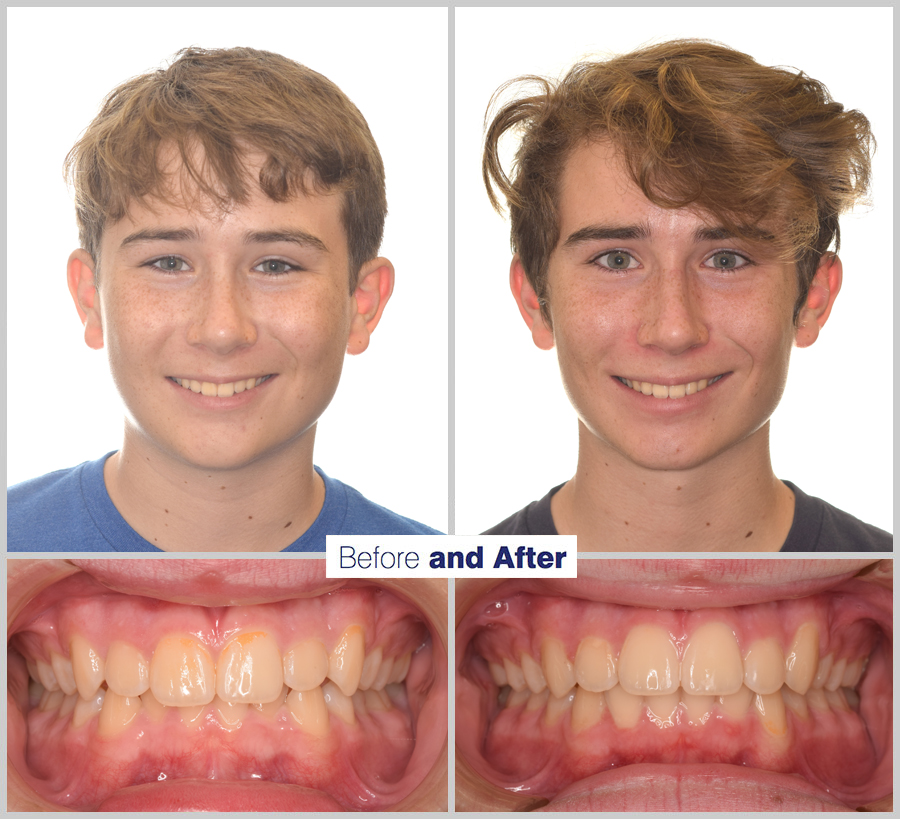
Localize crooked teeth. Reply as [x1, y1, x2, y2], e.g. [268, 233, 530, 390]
[173, 376, 269, 396]
[283, 640, 329, 692]
[217, 631, 284, 704]
[623, 374, 723, 398]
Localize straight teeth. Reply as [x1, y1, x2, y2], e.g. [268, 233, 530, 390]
[171, 375, 271, 397]
[619, 374, 724, 398]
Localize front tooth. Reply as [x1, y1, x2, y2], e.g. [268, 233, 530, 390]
[668, 383, 686, 399]
[618, 625, 679, 695]
[645, 692, 680, 727]
[217, 382, 235, 398]
[106, 641, 150, 697]
[681, 692, 714, 725]
[543, 691, 575, 725]
[217, 631, 283, 703]
[541, 638, 576, 698]
[359, 647, 383, 690]
[287, 687, 330, 737]
[50, 652, 77, 696]
[71, 635, 105, 699]
[784, 623, 819, 695]
[201, 381, 217, 396]
[213, 696, 249, 730]
[520, 653, 547, 693]
[753, 691, 788, 737]
[328, 625, 365, 697]
[825, 657, 847, 692]
[652, 384, 668, 398]
[682, 622, 743, 696]
[605, 684, 643, 729]
[742, 638, 786, 695]
[503, 658, 527, 692]
[717, 685, 754, 719]
[35, 659, 60, 692]
[284, 640, 328, 691]
[322, 680, 356, 725]
[574, 636, 617, 693]
[571, 688, 605, 732]
[140, 689, 168, 722]
[488, 661, 508, 687]
[180, 704, 206, 727]
[150, 635, 215, 706]
[253, 684, 289, 719]
[72, 689, 105, 727]
[98, 691, 142, 737]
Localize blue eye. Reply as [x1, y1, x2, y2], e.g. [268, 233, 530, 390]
[595, 250, 638, 270]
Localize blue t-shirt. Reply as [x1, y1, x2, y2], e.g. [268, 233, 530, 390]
[7, 453, 441, 552]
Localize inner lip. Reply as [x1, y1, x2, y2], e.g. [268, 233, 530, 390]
[8, 560, 447, 812]
[456, 560, 892, 811]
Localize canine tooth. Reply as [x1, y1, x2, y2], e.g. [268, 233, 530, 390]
[682, 622, 743, 696]
[521, 653, 547, 693]
[781, 687, 809, 719]
[571, 688, 606, 732]
[488, 661, 508, 687]
[364, 688, 390, 712]
[618, 625, 678, 695]
[681, 692, 714, 725]
[812, 653, 833, 689]
[825, 657, 847, 692]
[60, 693, 78, 717]
[287, 687, 329, 737]
[328, 625, 365, 697]
[506, 688, 531, 709]
[631, 380, 641, 391]
[785, 623, 819, 695]
[842, 658, 863, 688]
[49, 652, 77, 696]
[213, 696, 249, 729]
[359, 647, 383, 690]
[717, 685, 754, 719]
[544, 691, 575, 725]
[283, 640, 329, 692]
[179, 704, 206, 727]
[35, 659, 60, 692]
[541, 638, 576, 698]
[218, 631, 283, 703]
[697, 378, 709, 391]
[575, 636, 617, 692]
[390, 652, 412, 683]
[503, 658, 527, 692]
[645, 692, 680, 727]
[753, 691, 787, 737]
[106, 641, 150, 697]
[71, 635, 105, 699]
[742, 638, 786, 695]
[323, 680, 356, 725]
[98, 691, 141, 736]
[140, 689, 168, 722]
[605, 685, 643, 729]
[39, 689, 64, 712]
[843, 687, 861, 710]
[72, 689, 105, 727]
[150, 635, 215, 706]
[253, 684, 289, 718]
[685, 381, 698, 395]
[526, 689, 550, 712]
[825, 688, 850, 712]
[234, 380, 246, 394]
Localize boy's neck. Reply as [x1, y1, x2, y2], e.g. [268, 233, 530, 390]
[103, 429, 325, 552]
[551, 421, 796, 552]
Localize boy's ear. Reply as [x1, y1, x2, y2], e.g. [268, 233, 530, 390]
[795, 253, 842, 348]
[67, 249, 104, 350]
[510, 255, 554, 350]
[347, 257, 395, 355]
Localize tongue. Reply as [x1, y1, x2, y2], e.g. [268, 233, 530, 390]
[541, 764, 851, 811]
[97, 779, 345, 812]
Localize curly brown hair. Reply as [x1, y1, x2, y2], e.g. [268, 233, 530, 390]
[65, 46, 386, 288]
[483, 40, 874, 321]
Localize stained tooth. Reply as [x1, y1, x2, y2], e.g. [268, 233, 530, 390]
[753, 691, 787, 737]
[541, 638, 576, 698]
[717, 684, 754, 719]
[283, 640, 329, 692]
[98, 691, 142, 736]
[520, 653, 547, 693]
[605, 684, 644, 729]
[201, 381, 217, 396]
[218, 631, 283, 703]
[70, 635, 105, 699]
[652, 384, 668, 398]
[359, 647, 383, 690]
[217, 382, 235, 398]
[140, 689, 168, 722]
[253, 684, 289, 718]
[685, 381, 698, 395]
[322, 680, 356, 725]
[784, 623, 819, 695]
[35, 659, 60, 692]
[39, 689, 64, 712]
[697, 379, 709, 391]
[503, 658, 527, 692]
[571, 688, 606, 732]
[287, 687, 329, 737]
[72, 689, 105, 727]
[825, 657, 847, 692]
[681, 692, 714, 725]
[328, 625, 365, 697]
[506, 688, 531, 709]
[682, 622, 743, 696]
[234, 380, 247, 394]
[618, 625, 679, 695]
[812, 652, 833, 689]
[150, 635, 215, 706]
[180, 704, 206, 727]
[50, 652, 77, 696]
[781, 687, 809, 719]
[106, 641, 150, 697]
[575, 636, 617, 693]
[742, 638, 786, 695]
[543, 691, 575, 725]
[842, 658, 862, 689]
[641, 381, 653, 395]
[825, 689, 850, 712]
[390, 652, 412, 684]
[213, 696, 249, 730]
[372, 656, 394, 690]
[488, 661, 508, 687]
[190, 380, 202, 393]
[526, 689, 550, 712]
[60, 693, 78, 717]
[645, 692, 680, 727]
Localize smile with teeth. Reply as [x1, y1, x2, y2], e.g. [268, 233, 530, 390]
[617, 374, 725, 398]
[170, 375, 272, 397]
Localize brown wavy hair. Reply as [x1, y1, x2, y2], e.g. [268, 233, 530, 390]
[65, 46, 386, 287]
[483, 40, 874, 321]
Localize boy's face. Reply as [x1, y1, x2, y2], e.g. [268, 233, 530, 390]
[69, 157, 391, 472]
[515, 140, 835, 473]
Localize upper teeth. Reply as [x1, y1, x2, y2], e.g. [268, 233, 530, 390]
[620, 375, 724, 398]
[172, 376, 269, 397]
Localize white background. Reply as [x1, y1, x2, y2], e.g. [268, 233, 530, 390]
[7, 8, 449, 531]
[455, 8, 893, 535]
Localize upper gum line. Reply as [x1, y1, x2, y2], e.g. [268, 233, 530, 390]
[172, 376, 268, 396]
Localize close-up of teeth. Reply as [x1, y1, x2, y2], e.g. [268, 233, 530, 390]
[617, 375, 725, 398]
[171, 375, 271, 397]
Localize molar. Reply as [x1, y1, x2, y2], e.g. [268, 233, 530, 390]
[605, 684, 643, 729]
[287, 687, 329, 737]
[70, 635, 105, 699]
[364, 688, 391, 712]
[98, 691, 142, 737]
[59, 693, 78, 718]
[323, 680, 356, 725]
[328, 625, 365, 697]
[618, 624, 679, 695]
[39, 689, 64, 712]
[541, 637, 576, 698]
[150, 635, 216, 706]
[520, 652, 547, 693]
[371, 655, 394, 691]
[217, 631, 283, 703]
[49, 652, 77, 696]
[487, 661, 508, 687]
[574, 636, 617, 692]
[742, 637, 786, 695]
[359, 646, 383, 690]
[283, 639, 329, 691]
[106, 641, 150, 698]
[784, 622, 819, 695]
[35, 659, 60, 692]
[390, 652, 412, 684]
[571, 688, 605, 732]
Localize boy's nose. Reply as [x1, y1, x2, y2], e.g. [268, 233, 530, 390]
[636, 268, 709, 354]
[187, 274, 258, 353]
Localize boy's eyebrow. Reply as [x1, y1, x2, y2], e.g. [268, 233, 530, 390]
[119, 228, 199, 247]
[563, 223, 776, 246]
[243, 230, 328, 252]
